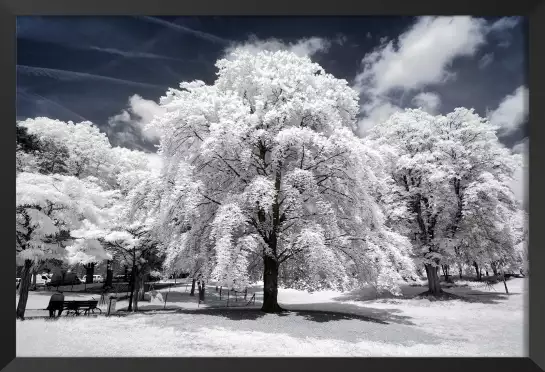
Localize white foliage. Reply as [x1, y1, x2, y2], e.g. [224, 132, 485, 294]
[151, 49, 416, 294]
[366, 107, 526, 275]
[18, 118, 111, 178]
[16, 172, 116, 264]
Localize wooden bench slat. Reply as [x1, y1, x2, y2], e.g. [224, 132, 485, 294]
[49, 300, 99, 310]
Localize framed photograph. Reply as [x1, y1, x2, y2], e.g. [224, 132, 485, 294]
[4, 1, 543, 371]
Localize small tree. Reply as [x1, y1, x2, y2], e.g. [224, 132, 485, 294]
[16, 172, 114, 319]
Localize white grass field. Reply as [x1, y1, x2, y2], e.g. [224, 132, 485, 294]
[16, 277, 527, 357]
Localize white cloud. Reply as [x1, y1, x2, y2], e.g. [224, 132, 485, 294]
[411, 92, 441, 114]
[487, 17, 521, 48]
[335, 34, 347, 45]
[487, 86, 528, 137]
[225, 36, 331, 58]
[478, 52, 494, 69]
[357, 100, 402, 136]
[488, 17, 521, 33]
[290, 38, 331, 57]
[354, 16, 489, 134]
[498, 40, 511, 48]
[512, 138, 528, 155]
[109, 110, 131, 124]
[107, 94, 165, 146]
[127, 95, 164, 139]
[355, 17, 487, 96]
[146, 152, 163, 174]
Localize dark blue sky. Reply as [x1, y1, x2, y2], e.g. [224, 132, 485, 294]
[16, 16, 527, 152]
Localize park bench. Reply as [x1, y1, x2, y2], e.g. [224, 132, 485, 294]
[49, 300, 102, 316]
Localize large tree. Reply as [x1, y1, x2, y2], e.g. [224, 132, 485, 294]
[366, 108, 524, 295]
[151, 50, 415, 313]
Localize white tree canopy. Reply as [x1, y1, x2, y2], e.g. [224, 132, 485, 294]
[17, 118, 160, 267]
[151, 49, 416, 294]
[366, 107, 525, 277]
[18, 117, 152, 188]
[16, 172, 117, 265]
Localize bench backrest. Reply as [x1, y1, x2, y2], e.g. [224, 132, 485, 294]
[59, 300, 98, 308]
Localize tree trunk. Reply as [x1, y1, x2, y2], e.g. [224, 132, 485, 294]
[473, 262, 481, 281]
[16, 260, 33, 320]
[137, 275, 146, 301]
[31, 272, 37, 291]
[441, 265, 450, 281]
[491, 262, 498, 277]
[198, 281, 205, 302]
[85, 263, 95, 284]
[127, 266, 136, 312]
[424, 264, 442, 295]
[132, 274, 141, 312]
[189, 278, 196, 296]
[261, 256, 283, 312]
[105, 261, 113, 287]
[500, 268, 509, 294]
[459, 265, 463, 279]
[485, 270, 489, 277]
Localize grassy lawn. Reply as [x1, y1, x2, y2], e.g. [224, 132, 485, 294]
[16, 278, 527, 357]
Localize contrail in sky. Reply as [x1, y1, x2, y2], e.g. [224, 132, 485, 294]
[17, 89, 90, 122]
[17, 19, 186, 62]
[88, 46, 186, 62]
[17, 65, 166, 90]
[136, 16, 230, 45]
[18, 34, 185, 62]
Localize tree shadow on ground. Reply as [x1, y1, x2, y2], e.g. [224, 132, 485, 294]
[334, 284, 512, 305]
[443, 290, 515, 305]
[124, 305, 406, 325]
[121, 307, 269, 321]
[278, 309, 389, 324]
[282, 303, 415, 325]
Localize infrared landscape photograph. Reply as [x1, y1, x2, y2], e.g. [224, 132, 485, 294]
[15, 15, 528, 357]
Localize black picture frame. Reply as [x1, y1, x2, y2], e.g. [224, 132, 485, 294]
[2, 1, 543, 371]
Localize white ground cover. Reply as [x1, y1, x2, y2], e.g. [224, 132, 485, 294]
[16, 278, 527, 357]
